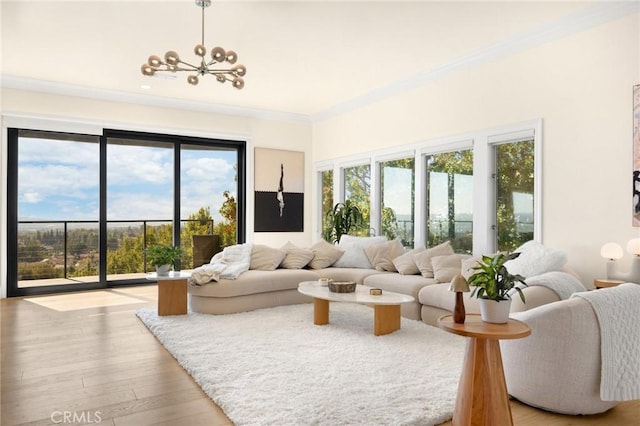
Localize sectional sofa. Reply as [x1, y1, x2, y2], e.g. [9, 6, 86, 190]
[188, 237, 585, 326]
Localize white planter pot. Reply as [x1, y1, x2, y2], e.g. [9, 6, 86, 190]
[478, 298, 512, 324]
[156, 264, 171, 276]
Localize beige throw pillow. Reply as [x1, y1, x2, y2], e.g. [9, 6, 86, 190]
[364, 239, 405, 272]
[461, 257, 480, 281]
[392, 246, 426, 275]
[280, 242, 314, 269]
[413, 241, 455, 278]
[308, 240, 345, 269]
[332, 235, 388, 269]
[249, 244, 286, 271]
[431, 254, 473, 283]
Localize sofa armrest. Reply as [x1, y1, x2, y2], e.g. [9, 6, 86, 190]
[510, 285, 560, 313]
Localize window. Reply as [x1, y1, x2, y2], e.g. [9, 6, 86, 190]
[7, 128, 245, 296]
[379, 158, 414, 246]
[343, 164, 371, 235]
[312, 121, 539, 256]
[494, 139, 535, 252]
[320, 169, 334, 238]
[425, 150, 473, 253]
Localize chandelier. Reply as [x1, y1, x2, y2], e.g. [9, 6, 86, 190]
[140, 0, 246, 89]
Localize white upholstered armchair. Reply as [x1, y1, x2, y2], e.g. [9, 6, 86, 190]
[500, 284, 640, 415]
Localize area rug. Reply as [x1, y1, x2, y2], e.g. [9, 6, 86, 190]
[136, 303, 466, 426]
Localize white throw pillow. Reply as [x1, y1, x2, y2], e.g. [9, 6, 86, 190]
[504, 240, 567, 278]
[332, 235, 388, 269]
[249, 245, 286, 271]
[308, 240, 345, 269]
[413, 241, 455, 278]
[392, 246, 425, 275]
[363, 239, 405, 272]
[280, 242, 314, 269]
[431, 254, 473, 283]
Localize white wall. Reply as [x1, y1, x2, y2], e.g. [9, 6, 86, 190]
[312, 14, 640, 287]
[0, 89, 313, 297]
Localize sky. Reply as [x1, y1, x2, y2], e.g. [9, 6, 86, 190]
[17, 137, 237, 225]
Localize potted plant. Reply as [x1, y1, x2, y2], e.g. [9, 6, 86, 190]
[145, 244, 184, 276]
[323, 199, 363, 244]
[468, 252, 527, 323]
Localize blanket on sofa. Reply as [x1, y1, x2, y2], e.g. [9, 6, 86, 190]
[572, 283, 640, 401]
[189, 243, 253, 286]
[513, 271, 586, 300]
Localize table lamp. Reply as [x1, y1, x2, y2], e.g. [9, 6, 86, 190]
[449, 274, 470, 323]
[600, 238, 640, 284]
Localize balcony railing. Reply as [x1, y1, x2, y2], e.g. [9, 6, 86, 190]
[17, 219, 213, 285]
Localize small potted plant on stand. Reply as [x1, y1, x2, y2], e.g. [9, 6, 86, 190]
[468, 252, 527, 323]
[145, 244, 184, 276]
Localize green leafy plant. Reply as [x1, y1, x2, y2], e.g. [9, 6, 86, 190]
[144, 244, 184, 267]
[323, 199, 363, 244]
[468, 252, 527, 302]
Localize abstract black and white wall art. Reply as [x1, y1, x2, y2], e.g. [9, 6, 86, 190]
[254, 148, 304, 232]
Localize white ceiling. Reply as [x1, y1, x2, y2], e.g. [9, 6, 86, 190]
[0, 1, 616, 120]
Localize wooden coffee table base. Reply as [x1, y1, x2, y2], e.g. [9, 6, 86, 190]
[312, 298, 401, 336]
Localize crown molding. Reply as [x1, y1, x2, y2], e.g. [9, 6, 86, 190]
[311, 1, 640, 123]
[0, 75, 311, 124]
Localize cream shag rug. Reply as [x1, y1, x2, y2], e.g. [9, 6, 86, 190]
[136, 303, 466, 426]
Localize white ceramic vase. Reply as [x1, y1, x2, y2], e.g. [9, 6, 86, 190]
[156, 264, 171, 276]
[478, 298, 512, 324]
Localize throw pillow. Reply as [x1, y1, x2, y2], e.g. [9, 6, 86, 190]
[332, 235, 388, 269]
[307, 240, 345, 269]
[432, 254, 473, 283]
[249, 244, 286, 271]
[392, 246, 425, 275]
[363, 239, 405, 272]
[461, 257, 480, 281]
[504, 240, 568, 278]
[413, 241, 455, 278]
[280, 242, 314, 269]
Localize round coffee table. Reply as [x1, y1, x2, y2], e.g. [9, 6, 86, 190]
[298, 281, 414, 336]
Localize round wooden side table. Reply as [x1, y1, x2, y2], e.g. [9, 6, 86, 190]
[438, 314, 531, 426]
[593, 279, 624, 289]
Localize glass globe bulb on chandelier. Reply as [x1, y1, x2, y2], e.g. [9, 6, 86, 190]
[140, 0, 246, 89]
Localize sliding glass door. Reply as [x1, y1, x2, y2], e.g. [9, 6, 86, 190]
[105, 137, 174, 282]
[10, 130, 102, 291]
[7, 128, 245, 296]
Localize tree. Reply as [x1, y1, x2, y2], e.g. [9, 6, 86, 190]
[496, 140, 535, 251]
[343, 165, 371, 236]
[214, 191, 237, 247]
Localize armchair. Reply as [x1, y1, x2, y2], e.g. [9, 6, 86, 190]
[500, 297, 618, 415]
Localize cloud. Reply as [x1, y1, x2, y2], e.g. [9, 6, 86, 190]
[107, 145, 172, 185]
[19, 165, 98, 201]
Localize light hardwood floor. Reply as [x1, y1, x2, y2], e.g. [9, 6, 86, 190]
[1, 286, 638, 425]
